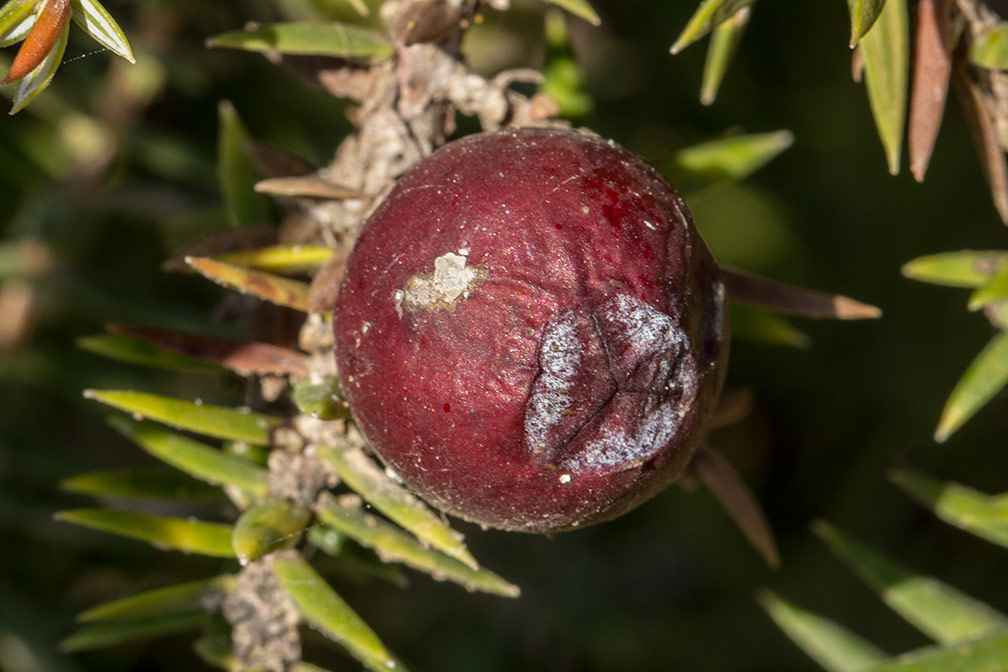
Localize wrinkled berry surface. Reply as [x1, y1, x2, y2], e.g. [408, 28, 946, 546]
[334, 127, 728, 532]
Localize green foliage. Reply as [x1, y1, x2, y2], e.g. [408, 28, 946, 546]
[858, 0, 908, 175]
[207, 21, 394, 61]
[765, 475, 1008, 672]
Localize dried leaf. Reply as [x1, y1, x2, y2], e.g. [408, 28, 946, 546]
[969, 22, 1008, 70]
[109, 415, 270, 498]
[109, 324, 311, 376]
[953, 55, 1008, 224]
[271, 551, 405, 672]
[859, 0, 908, 175]
[55, 509, 235, 557]
[543, 0, 601, 27]
[254, 176, 364, 199]
[307, 247, 351, 313]
[186, 256, 312, 312]
[671, 0, 755, 55]
[847, 0, 888, 48]
[218, 101, 273, 228]
[316, 444, 476, 569]
[232, 500, 312, 563]
[889, 469, 1008, 548]
[721, 267, 883, 319]
[934, 330, 1008, 442]
[813, 521, 1008, 644]
[392, 0, 460, 45]
[758, 591, 888, 672]
[207, 22, 394, 62]
[84, 389, 280, 445]
[901, 250, 1008, 287]
[247, 141, 315, 179]
[689, 449, 779, 567]
[162, 226, 277, 273]
[700, 6, 750, 105]
[315, 494, 520, 597]
[908, 0, 951, 182]
[79, 577, 233, 622]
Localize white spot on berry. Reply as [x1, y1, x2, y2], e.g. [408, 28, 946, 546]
[523, 311, 581, 454]
[401, 252, 486, 312]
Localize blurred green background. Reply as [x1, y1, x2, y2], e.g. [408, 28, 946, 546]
[1, 1, 1006, 670]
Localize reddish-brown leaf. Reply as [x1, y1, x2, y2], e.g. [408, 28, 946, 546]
[908, 0, 952, 182]
[162, 226, 278, 273]
[689, 449, 780, 568]
[246, 142, 315, 179]
[3, 0, 70, 85]
[952, 56, 1008, 224]
[721, 267, 882, 319]
[109, 324, 310, 376]
[307, 246, 351, 314]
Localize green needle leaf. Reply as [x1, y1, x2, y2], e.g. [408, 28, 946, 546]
[271, 551, 405, 672]
[207, 22, 394, 62]
[813, 521, 1008, 644]
[109, 415, 270, 498]
[218, 101, 273, 228]
[700, 6, 750, 105]
[316, 444, 477, 570]
[60, 611, 207, 652]
[889, 469, 1008, 549]
[69, 0, 135, 63]
[61, 468, 223, 502]
[968, 265, 1008, 311]
[55, 509, 235, 557]
[315, 494, 520, 598]
[860, 632, 1008, 672]
[543, 0, 601, 26]
[84, 389, 280, 444]
[187, 256, 312, 312]
[902, 251, 1008, 288]
[78, 577, 234, 622]
[671, 0, 755, 55]
[232, 500, 312, 564]
[969, 22, 1008, 70]
[78, 333, 222, 372]
[0, 0, 36, 48]
[858, 0, 908, 175]
[758, 590, 887, 672]
[934, 330, 1008, 442]
[847, 0, 888, 48]
[669, 130, 794, 181]
[213, 245, 334, 273]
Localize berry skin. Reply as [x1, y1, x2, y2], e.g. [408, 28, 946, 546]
[334, 127, 728, 533]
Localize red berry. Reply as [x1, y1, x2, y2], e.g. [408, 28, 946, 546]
[334, 127, 728, 532]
